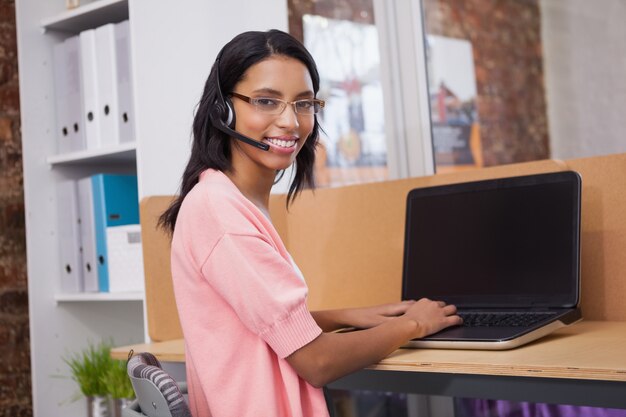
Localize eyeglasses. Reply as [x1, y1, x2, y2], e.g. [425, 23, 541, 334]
[230, 92, 325, 115]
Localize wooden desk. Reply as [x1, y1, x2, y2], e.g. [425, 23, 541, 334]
[112, 338, 184, 363]
[113, 321, 626, 408]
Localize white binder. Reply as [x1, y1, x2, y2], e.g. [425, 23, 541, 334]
[57, 180, 84, 293]
[115, 20, 135, 143]
[95, 23, 120, 147]
[77, 177, 99, 292]
[106, 224, 144, 293]
[78, 29, 102, 150]
[52, 41, 71, 153]
[52, 36, 86, 153]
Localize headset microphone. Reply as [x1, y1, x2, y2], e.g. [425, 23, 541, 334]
[209, 54, 270, 151]
[211, 115, 270, 152]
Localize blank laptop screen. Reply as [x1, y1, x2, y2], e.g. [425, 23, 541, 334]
[402, 172, 580, 308]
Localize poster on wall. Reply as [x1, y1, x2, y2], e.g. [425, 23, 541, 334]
[426, 35, 482, 170]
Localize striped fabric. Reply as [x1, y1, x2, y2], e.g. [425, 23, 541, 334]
[127, 352, 191, 417]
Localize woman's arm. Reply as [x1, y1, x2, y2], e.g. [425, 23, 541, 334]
[288, 298, 462, 388]
[311, 301, 418, 332]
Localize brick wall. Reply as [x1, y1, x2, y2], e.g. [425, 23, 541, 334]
[0, 0, 32, 415]
[423, 0, 550, 166]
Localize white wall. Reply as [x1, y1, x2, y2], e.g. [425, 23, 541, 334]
[131, 0, 288, 198]
[541, 0, 626, 160]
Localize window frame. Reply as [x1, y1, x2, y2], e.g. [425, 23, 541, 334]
[373, 0, 435, 179]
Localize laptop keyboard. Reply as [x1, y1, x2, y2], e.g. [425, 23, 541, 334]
[459, 312, 557, 327]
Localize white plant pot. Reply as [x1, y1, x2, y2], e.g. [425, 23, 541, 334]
[109, 397, 134, 417]
[87, 395, 110, 417]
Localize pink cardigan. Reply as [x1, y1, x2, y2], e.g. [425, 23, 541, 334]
[171, 169, 328, 417]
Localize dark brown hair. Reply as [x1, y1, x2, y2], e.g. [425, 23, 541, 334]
[159, 29, 321, 233]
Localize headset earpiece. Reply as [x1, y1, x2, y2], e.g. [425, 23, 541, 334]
[208, 50, 269, 151]
[224, 96, 235, 128]
[209, 100, 224, 127]
[210, 97, 235, 129]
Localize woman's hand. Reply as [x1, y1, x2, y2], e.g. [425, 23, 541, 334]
[401, 298, 463, 339]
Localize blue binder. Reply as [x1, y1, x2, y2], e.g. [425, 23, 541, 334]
[91, 174, 139, 292]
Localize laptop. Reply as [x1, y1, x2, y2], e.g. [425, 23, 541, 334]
[402, 171, 583, 350]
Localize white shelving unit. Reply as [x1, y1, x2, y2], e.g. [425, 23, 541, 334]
[16, 2, 142, 416]
[47, 142, 136, 166]
[54, 291, 144, 303]
[40, 0, 129, 33]
[15, 1, 288, 415]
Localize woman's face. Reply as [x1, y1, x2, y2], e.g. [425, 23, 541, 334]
[229, 55, 315, 176]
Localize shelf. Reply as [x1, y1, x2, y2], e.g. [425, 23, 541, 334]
[47, 142, 136, 166]
[40, 0, 128, 33]
[55, 291, 144, 303]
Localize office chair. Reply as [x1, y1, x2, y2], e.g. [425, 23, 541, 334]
[122, 351, 191, 417]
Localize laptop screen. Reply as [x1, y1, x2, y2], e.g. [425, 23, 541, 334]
[402, 171, 581, 308]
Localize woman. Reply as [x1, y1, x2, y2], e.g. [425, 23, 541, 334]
[160, 29, 462, 417]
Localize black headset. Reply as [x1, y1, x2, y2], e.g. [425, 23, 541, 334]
[208, 49, 270, 151]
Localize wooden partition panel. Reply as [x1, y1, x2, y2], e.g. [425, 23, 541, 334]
[140, 196, 182, 342]
[567, 153, 626, 321]
[287, 159, 567, 311]
[140, 154, 626, 342]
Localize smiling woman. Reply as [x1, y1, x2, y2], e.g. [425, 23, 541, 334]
[228, 55, 317, 179]
[157, 29, 461, 417]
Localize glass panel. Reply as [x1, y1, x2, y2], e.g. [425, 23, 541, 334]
[421, 0, 550, 174]
[421, 0, 626, 174]
[327, 390, 626, 417]
[455, 398, 626, 417]
[288, 0, 388, 187]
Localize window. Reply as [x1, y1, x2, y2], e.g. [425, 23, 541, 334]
[289, 0, 389, 187]
[420, 0, 626, 173]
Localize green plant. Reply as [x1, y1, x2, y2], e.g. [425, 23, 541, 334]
[63, 340, 114, 397]
[101, 359, 135, 399]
